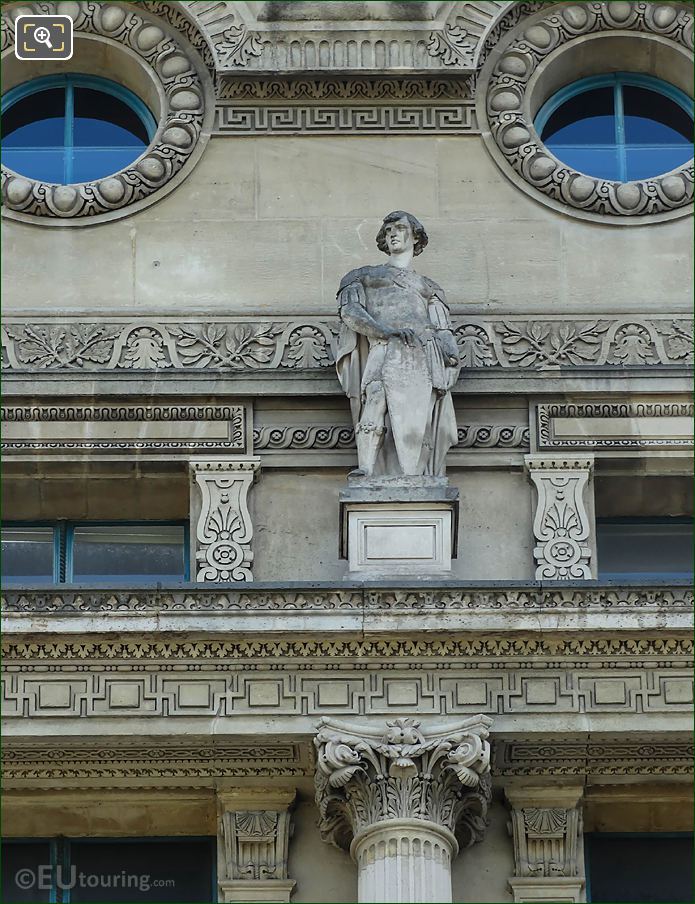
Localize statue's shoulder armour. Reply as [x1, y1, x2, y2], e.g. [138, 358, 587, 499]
[422, 275, 448, 306]
[338, 265, 385, 292]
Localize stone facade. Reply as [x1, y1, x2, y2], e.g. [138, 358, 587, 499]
[1, 2, 692, 903]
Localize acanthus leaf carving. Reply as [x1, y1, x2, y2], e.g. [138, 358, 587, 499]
[314, 716, 493, 851]
[427, 20, 475, 67]
[215, 23, 266, 67]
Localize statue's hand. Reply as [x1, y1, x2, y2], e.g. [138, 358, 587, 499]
[383, 327, 418, 347]
[437, 332, 460, 366]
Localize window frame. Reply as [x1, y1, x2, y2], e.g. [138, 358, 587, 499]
[1, 836, 216, 904]
[584, 831, 694, 903]
[1, 73, 157, 185]
[596, 516, 694, 581]
[1, 520, 190, 585]
[535, 72, 694, 183]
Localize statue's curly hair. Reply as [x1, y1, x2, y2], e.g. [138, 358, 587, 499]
[375, 211, 428, 257]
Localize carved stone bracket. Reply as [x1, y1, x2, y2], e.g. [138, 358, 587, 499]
[505, 784, 585, 903]
[217, 787, 296, 904]
[314, 715, 493, 903]
[525, 456, 595, 581]
[189, 458, 261, 582]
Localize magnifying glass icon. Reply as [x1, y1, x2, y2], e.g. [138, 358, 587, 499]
[33, 26, 53, 49]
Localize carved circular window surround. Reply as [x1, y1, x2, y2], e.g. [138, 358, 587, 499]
[477, 2, 694, 224]
[1, 2, 214, 225]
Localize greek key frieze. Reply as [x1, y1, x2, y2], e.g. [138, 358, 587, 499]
[3, 663, 692, 723]
[2, 317, 691, 372]
[214, 104, 478, 135]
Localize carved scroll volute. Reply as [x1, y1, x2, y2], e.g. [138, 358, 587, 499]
[314, 715, 493, 850]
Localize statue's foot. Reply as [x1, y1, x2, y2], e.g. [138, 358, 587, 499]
[348, 468, 368, 480]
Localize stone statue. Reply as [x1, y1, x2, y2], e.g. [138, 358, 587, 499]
[336, 211, 460, 479]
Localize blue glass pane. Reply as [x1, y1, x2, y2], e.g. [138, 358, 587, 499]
[3, 116, 65, 147]
[70, 147, 144, 182]
[1, 527, 55, 584]
[73, 118, 145, 147]
[1, 147, 65, 183]
[70, 525, 186, 581]
[543, 144, 621, 180]
[623, 85, 693, 144]
[73, 86, 150, 145]
[625, 145, 694, 180]
[2, 86, 65, 144]
[542, 86, 615, 144]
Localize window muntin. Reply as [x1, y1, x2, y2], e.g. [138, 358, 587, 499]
[536, 73, 694, 182]
[1, 522, 187, 585]
[597, 518, 694, 580]
[1, 75, 156, 185]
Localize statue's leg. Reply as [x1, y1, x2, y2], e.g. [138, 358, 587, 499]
[355, 379, 387, 477]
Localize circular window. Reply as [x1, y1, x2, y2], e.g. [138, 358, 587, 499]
[2, 74, 157, 185]
[536, 74, 694, 183]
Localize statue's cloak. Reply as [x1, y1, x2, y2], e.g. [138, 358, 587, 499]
[336, 265, 459, 477]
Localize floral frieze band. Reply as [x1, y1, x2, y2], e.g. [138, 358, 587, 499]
[2, 316, 691, 371]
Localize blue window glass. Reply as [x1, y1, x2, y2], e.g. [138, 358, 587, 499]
[597, 518, 694, 581]
[536, 73, 693, 182]
[2, 74, 156, 184]
[1, 522, 188, 585]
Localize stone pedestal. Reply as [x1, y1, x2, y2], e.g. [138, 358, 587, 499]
[352, 819, 457, 904]
[314, 715, 492, 904]
[340, 480, 458, 578]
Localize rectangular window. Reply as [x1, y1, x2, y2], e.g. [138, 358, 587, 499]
[1, 837, 215, 904]
[1, 522, 188, 585]
[586, 833, 694, 903]
[597, 518, 693, 580]
[1, 526, 57, 584]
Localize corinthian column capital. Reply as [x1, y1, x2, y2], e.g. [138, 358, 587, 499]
[314, 716, 493, 903]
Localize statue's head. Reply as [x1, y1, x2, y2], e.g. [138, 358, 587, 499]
[376, 211, 428, 257]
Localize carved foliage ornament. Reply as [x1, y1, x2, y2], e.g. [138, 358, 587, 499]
[314, 716, 492, 852]
[482, 2, 694, 221]
[2, 316, 691, 371]
[1, 2, 211, 224]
